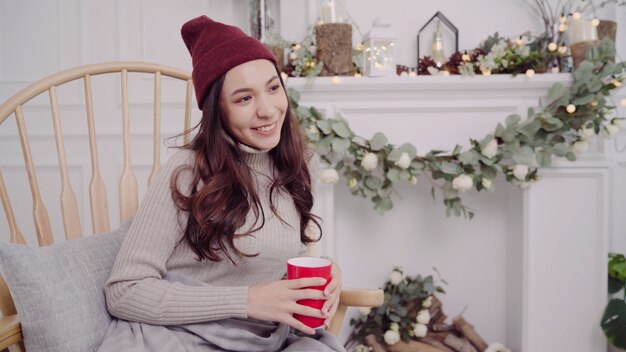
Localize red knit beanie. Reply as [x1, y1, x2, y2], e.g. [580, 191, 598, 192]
[181, 16, 277, 110]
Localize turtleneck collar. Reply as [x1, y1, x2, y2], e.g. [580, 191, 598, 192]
[223, 132, 271, 166]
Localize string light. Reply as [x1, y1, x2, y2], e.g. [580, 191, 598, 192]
[559, 23, 568, 32]
[354, 72, 362, 78]
[356, 43, 364, 51]
[526, 69, 535, 78]
[572, 12, 581, 20]
[611, 79, 622, 87]
[441, 70, 450, 76]
[515, 36, 524, 46]
[400, 71, 408, 77]
[551, 66, 560, 73]
[408, 71, 417, 77]
[558, 45, 568, 54]
[461, 51, 471, 62]
[548, 42, 557, 51]
[481, 69, 492, 76]
[591, 18, 600, 27]
[590, 100, 598, 107]
[566, 104, 577, 113]
[293, 44, 301, 50]
[280, 72, 288, 80]
[559, 15, 567, 24]
[331, 75, 341, 84]
[621, 98, 626, 107]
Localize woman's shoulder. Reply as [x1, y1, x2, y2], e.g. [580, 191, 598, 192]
[164, 148, 196, 168]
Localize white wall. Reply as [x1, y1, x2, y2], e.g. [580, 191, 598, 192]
[0, 0, 625, 350]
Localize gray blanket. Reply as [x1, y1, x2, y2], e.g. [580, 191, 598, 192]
[98, 273, 346, 352]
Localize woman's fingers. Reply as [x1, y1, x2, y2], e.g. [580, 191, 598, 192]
[293, 288, 326, 300]
[287, 277, 327, 289]
[286, 316, 316, 335]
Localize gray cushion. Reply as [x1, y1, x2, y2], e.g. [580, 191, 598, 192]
[0, 221, 130, 352]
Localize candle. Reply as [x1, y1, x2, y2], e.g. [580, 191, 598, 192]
[320, 0, 342, 23]
[569, 18, 598, 44]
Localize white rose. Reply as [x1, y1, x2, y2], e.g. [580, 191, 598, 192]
[289, 52, 298, 60]
[612, 118, 626, 129]
[481, 139, 498, 158]
[389, 270, 404, 285]
[603, 124, 619, 138]
[354, 344, 371, 352]
[394, 152, 411, 169]
[485, 342, 512, 352]
[409, 175, 418, 185]
[422, 296, 433, 308]
[578, 126, 595, 140]
[320, 168, 339, 184]
[416, 309, 431, 324]
[383, 329, 400, 345]
[572, 140, 589, 155]
[513, 164, 529, 181]
[482, 178, 493, 190]
[452, 174, 473, 192]
[358, 307, 371, 316]
[413, 323, 428, 338]
[361, 153, 379, 171]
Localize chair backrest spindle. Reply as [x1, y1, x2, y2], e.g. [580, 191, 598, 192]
[119, 69, 139, 223]
[83, 73, 111, 234]
[148, 71, 162, 188]
[15, 105, 54, 246]
[49, 86, 82, 240]
[0, 172, 26, 245]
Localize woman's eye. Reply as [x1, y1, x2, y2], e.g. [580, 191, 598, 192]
[269, 85, 280, 92]
[237, 96, 252, 103]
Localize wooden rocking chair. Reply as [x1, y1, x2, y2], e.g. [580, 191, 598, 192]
[0, 62, 383, 350]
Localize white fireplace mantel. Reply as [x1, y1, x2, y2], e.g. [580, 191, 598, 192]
[287, 74, 610, 352]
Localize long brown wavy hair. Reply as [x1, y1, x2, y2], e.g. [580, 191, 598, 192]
[170, 68, 321, 263]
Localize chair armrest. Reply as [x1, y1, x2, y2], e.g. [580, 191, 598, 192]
[338, 288, 384, 307]
[328, 288, 384, 335]
[0, 314, 22, 350]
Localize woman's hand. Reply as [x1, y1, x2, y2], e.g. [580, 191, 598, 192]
[321, 261, 342, 329]
[247, 277, 328, 335]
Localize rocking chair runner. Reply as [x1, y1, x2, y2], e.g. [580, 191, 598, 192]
[0, 62, 383, 350]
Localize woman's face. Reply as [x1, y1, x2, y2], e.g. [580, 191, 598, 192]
[220, 59, 288, 150]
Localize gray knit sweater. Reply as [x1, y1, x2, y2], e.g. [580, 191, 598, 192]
[104, 144, 318, 325]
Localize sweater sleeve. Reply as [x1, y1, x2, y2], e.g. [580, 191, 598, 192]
[104, 149, 248, 325]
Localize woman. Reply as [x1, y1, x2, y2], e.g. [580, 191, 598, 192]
[99, 16, 345, 352]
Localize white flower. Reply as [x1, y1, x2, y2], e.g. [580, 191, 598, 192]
[452, 174, 473, 192]
[416, 309, 431, 324]
[422, 296, 433, 308]
[513, 164, 529, 181]
[354, 344, 371, 352]
[358, 307, 371, 316]
[361, 153, 379, 171]
[603, 124, 619, 139]
[482, 178, 493, 190]
[485, 342, 512, 352]
[394, 152, 411, 169]
[289, 52, 298, 60]
[413, 323, 428, 338]
[320, 168, 339, 184]
[612, 118, 626, 129]
[348, 178, 358, 189]
[409, 175, 418, 185]
[577, 126, 595, 140]
[481, 139, 498, 158]
[383, 329, 400, 345]
[389, 270, 404, 285]
[572, 140, 589, 155]
[308, 45, 317, 54]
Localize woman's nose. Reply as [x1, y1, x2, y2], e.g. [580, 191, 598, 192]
[256, 97, 276, 119]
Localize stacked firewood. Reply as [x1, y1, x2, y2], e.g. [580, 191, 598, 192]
[361, 296, 510, 352]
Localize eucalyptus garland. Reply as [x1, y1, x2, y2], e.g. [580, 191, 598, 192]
[289, 38, 625, 218]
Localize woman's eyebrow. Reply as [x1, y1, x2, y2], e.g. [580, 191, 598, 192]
[230, 76, 279, 96]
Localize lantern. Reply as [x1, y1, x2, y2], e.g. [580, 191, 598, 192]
[417, 12, 458, 68]
[362, 18, 397, 77]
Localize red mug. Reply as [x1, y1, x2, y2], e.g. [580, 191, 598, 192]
[287, 257, 332, 329]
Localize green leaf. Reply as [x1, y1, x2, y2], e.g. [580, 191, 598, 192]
[512, 146, 535, 165]
[480, 164, 497, 179]
[386, 168, 400, 182]
[370, 132, 388, 151]
[296, 106, 312, 118]
[331, 121, 352, 138]
[542, 116, 564, 131]
[608, 276, 624, 295]
[459, 150, 480, 165]
[315, 135, 333, 155]
[316, 120, 332, 134]
[552, 142, 570, 157]
[441, 162, 461, 175]
[332, 137, 350, 153]
[547, 82, 566, 102]
[287, 87, 301, 103]
[365, 176, 383, 190]
[536, 150, 552, 167]
[519, 119, 542, 138]
[601, 299, 626, 348]
[572, 94, 595, 106]
[397, 143, 418, 158]
[505, 114, 521, 128]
